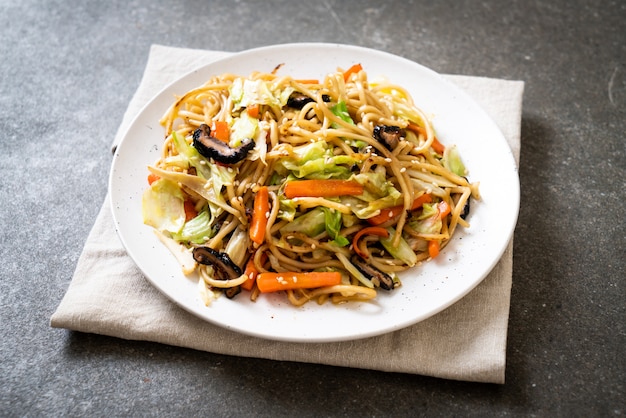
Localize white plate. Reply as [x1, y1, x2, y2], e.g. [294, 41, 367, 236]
[109, 43, 519, 343]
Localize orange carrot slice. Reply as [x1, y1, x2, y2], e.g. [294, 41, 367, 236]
[343, 63, 363, 81]
[284, 179, 363, 199]
[256, 271, 342, 293]
[367, 193, 432, 225]
[352, 226, 390, 259]
[249, 186, 269, 245]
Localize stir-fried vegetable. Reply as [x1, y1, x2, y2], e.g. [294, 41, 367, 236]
[142, 178, 186, 234]
[367, 193, 433, 225]
[352, 226, 389, 258]
[343, 63, 363, 81]
[173, 207, 212, 244]
[380, 226, 418, 267]
[250, 186, 269, 245]
[284, 179, 364, 198]
[257, 271, 342, 293]
[210, 121, 230, 143]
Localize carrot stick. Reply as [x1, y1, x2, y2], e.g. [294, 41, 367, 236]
[352, 226, 389, 259]
[284, 179, 364, 198]
[406, 122, 426, 137]
[294, 79, 320, 84]
[367, 193, 432, 225]
[407, 122, 445, 154]
[426, 202, 450, 259]
[241, 252, 268, 291]
[411, 194, 433, 209]
[147, 173, 160, 185]
[183, 200, 198, 222]
[249, 186, 269, 245]
[343, 63, 363, 82]
[241, 258, 258, 291]
[428, 240, 440, 258]
[437, 200, 451, 218]
[210, 120, 230, 143]
[256, 271, 342, 293]
[430, 137, 446, 155]
[247, 103, 260, 118]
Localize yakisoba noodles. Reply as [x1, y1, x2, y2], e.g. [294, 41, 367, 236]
[141, 64, 480, 307]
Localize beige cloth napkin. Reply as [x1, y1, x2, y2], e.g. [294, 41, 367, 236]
[51, 44, 523, 384]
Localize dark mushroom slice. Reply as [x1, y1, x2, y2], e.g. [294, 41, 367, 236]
[373, 125, 405, 151]
[192, 247, 243, 299]
[192, 246, 243, 280]
[224, 285, 242, 299]
[460, 196, 470, 220]
[192, 124, 255, 165]
[350, 254, 395, 290]
[286, 93, 331, 109]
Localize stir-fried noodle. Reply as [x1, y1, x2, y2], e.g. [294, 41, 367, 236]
[142, 65, 480, 306]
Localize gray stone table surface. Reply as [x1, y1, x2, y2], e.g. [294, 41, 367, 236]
[1, 0, 624, 416]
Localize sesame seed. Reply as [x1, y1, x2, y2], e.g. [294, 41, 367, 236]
[400, 167, 406, 173]
[385, 158, 392, 163]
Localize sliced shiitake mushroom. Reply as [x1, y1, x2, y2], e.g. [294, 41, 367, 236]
[192, 246, 244, 299]
[373, 125, 405, 151]
[286, 93, 331, 109]
[192, 124, 254, 165]
[192, 247, 243, 280]
[350, 254, 395, 290]
[460, 196, 471, 220]
[459, 176, 471, 220]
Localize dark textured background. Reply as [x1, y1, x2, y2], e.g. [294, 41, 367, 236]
[1, 0, 624, 416]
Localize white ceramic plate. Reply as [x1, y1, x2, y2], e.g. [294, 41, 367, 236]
[110, 43, 519, 343]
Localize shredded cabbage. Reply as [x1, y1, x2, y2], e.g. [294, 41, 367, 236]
[442, 144, 467, 176]
[173, 207, 213, 244]
[142, 179, 186, 234]
[230, 78, 293, 111]
[322, 207, 350, 247]
[408, 203, 442, 235]
[280, 207, 326, 237]
[380, 227, 418, 267]
[229, 112, 258, 147]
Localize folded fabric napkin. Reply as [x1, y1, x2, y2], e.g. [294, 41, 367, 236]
[51, 44, 523, 384]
